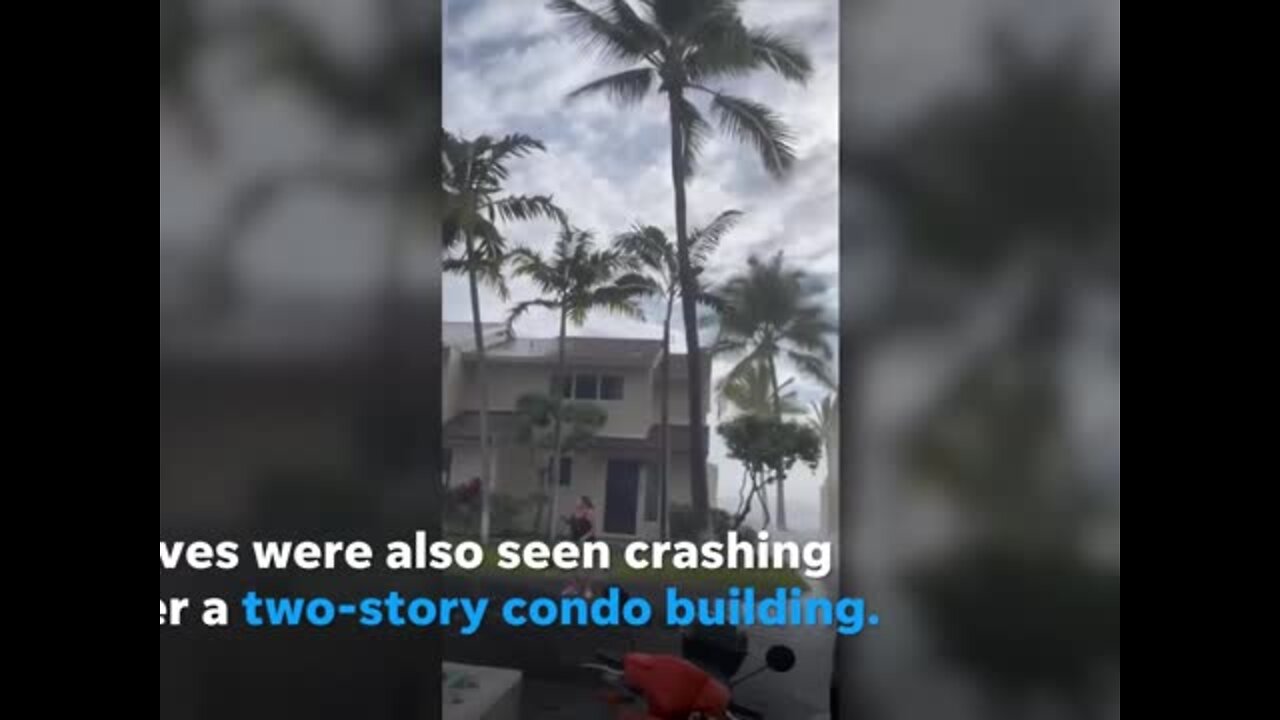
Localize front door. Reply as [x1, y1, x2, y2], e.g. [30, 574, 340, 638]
[604, 460, 641, 535]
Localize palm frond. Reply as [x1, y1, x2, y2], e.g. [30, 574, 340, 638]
[507, 298, 560, 328]
[683, 12, 755, 82]
[746, 29, 813, 83]
[469, 218, 507, 262]
[487, 133, 547, 163]
[443, 214, 461, 249]
[487, 195, 566, 225]
[508, 247, 560, 293]
[626, 228, 684, 298]
[708, 336, 748, 358]
[582, 284, 647, 322]
[787, 350, 834, 387]
[709, 93, 796, 178]
[716, 354, 803, 418]
[614, 225, 673, 274]
[548, 0, 655, 63]
[604, 0, 665, 51]
[647, 0, 738, 39]
[512, 221, 653, 330]
[695, 288, 728, 315]
[442, 257, 467, 275]
[614, 270, 664, 298]
[445, 248, 511, 299]
[689, 209, 742, 263]
[718, 343, 771, 387]
[567, 67, 655, 105]
[808, 393, 838, 435]
[784, 314, 837, 357]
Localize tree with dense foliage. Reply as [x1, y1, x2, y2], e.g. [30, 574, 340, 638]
[717, 413, 821, 530]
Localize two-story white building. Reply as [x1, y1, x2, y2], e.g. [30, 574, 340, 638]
[442, 322, 716, 539]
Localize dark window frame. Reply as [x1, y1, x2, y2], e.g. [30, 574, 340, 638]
[600, 374, 624, 400]
[574, 374, 600, 400]
[551, 372, 626, 401]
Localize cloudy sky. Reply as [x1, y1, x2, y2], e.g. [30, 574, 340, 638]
[443, 0, 841, 530]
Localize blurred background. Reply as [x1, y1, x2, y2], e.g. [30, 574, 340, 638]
[161, 1, 444, 718]
[160, 0, 1119, 718]
[837, 1, 1119, 719]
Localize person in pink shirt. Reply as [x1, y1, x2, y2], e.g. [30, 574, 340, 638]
[562, 496, 596, 597]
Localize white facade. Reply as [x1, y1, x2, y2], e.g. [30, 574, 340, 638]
[442, 323, 715, 539]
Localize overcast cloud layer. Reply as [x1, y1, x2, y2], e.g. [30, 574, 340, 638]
[443, 0, 840, 529]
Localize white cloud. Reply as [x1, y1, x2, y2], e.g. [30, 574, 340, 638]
[444, 0, 840, 530]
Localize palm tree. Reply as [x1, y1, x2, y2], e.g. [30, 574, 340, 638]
[614, 209, 738, 538]
[550, 0, 813, 535]
[508, 223, 650, 538]
[713, 251, 835, 529]
[719, 359, 804, 418]
[808, 393, 838, 535]
[443, 130, 564, 544]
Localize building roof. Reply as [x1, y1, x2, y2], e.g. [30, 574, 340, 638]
[442, 322, 510, 352]
[474, 336, 669, 369]
[443, 411, 707, 453]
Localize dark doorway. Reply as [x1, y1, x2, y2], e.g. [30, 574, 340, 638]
[604, 460, 641, 535]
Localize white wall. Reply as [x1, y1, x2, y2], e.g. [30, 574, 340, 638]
[441, 348, 465, 423]
[451, 440, 723, 539]
[445, 352, 717, 539]
[655, 371, 712, 427]
[459, 362, 655, 438]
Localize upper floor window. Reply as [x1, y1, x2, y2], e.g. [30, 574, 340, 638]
[600, 375, 624, 400]
[575, 374, 599, 400]
[552, 373, 624, 401]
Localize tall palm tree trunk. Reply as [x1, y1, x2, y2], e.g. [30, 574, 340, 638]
[547, 308, 569, 540]
[659, 294, 675, 540]
[464, 231, 494, 544]
[768, 354, 788, 530]
[667, 89, 711, 536]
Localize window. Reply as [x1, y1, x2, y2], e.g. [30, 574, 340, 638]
[600, 375, 624, 400]
[553, 373, 625, 400]
[539, 457, 574, 487]
[643, 465, 659, 522]
[575, 374, 599, 400]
